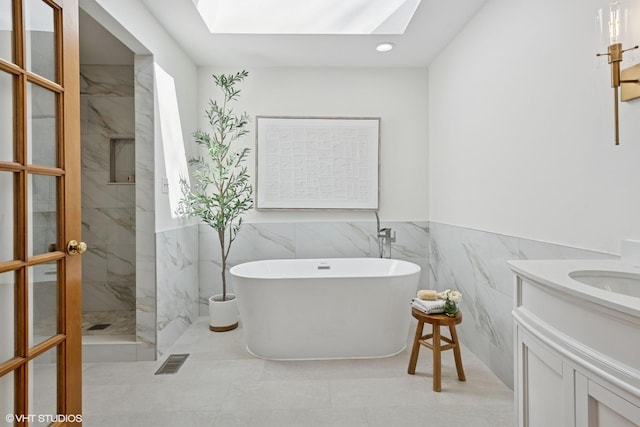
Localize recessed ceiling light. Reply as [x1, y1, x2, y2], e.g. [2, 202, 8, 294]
[376, 42, 394, 52]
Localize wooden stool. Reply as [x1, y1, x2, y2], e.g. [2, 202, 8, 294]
[407, 307, 466, 392]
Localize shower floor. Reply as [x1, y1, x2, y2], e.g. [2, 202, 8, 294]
[82, 310, 135, 336]
[33, 310, 135, 338]
[34, 310, 142, 362]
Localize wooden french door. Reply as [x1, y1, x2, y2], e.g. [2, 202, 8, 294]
[0, 0, 82, 425]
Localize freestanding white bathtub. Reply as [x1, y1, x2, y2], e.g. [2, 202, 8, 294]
[230, 258, 421, 360]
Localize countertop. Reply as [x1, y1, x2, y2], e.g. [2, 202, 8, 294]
[508, 259, 640, 318]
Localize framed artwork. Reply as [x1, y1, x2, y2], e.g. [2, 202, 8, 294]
[255, 116, 380, 210]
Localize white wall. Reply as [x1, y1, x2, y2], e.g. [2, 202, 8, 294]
[429, 0, 640, 255]
[196, 67, 430, 223]
[80, 0, 199, 231]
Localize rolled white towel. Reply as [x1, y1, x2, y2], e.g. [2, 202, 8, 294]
[411, 298, 445, 314]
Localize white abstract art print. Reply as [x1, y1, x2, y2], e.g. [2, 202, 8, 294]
[256, 116, 380, 210]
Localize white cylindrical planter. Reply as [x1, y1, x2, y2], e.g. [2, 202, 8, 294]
[208, 294, 239, 332]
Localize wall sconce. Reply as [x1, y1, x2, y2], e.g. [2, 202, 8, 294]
[596, 0, 640, 145]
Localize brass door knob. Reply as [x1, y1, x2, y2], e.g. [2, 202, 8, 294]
[67, 240, 87, 255]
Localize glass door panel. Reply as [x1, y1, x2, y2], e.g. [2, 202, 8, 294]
[0, 172, 15, 262]
[27, 82, 58, 168]
[0, 0, 12, 62]
[0, 271, 15, 363]
[31, 347, 57, 421]
[0, 71, 14, 162]
[29, 174, 58, 256]
[24, 0, 56, 82]
[29, 262, 58, 347]
[0, 372, 14, 423]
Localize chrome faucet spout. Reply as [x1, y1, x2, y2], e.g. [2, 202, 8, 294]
[378, 228, 396, 241]
[375, 211, 383, 258]
[374, 211, 395, 258]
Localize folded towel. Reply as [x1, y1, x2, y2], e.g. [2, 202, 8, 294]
[416, 290, 438, 301]
[411, 298, 445, 314]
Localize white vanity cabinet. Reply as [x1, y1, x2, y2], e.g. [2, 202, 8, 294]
[509, 260, 640, 427]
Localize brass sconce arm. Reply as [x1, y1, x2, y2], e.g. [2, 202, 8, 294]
[596, 44, 640, 145]
[619, 45, 640, 86]
[596, 44, 639, 86]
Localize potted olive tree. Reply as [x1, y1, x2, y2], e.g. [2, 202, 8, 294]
[178, 70, 253, 332]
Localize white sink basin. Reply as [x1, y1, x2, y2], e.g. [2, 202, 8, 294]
[569, 270, 640, 298]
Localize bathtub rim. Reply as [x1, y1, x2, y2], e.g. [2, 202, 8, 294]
[229, 257, 421, 280]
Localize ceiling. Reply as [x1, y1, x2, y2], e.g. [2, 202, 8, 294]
[78, 0, 487, 67]
[137, 0, 488, 68]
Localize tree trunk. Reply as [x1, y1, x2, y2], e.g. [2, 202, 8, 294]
[218, 228, 227, 301]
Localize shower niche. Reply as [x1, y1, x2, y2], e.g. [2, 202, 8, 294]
[110, 137, 135, 184]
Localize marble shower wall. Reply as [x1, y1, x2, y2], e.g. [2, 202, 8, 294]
[428, 222, 615, 389]
[198, 221, 430, 315]
[80, 65, 136, 312]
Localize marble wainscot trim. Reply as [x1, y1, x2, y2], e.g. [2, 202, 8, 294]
[198, 221, 430, 315]
[428, 221, 615, 388]
[156, 225, 199, 357]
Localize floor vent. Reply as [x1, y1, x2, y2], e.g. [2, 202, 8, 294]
[87, 323, 111, 331]
[154, 354, 189, 375]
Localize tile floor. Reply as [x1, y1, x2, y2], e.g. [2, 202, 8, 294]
[82, 317, 515, 427]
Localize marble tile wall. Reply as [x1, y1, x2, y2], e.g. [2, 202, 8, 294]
[197, 218, 614, 387]
[135, 56, 199, 359]
[198, 221, 430, 315]
[134, 56, 156, 360]
[156, 225, 199, 357]
[80, 64, 136, 313]
[428, 222, 615, 388]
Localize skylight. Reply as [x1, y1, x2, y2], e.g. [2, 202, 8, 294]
[192, 0, 421, 35]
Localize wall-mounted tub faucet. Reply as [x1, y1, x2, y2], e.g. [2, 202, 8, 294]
[375, 211, 396, 258]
